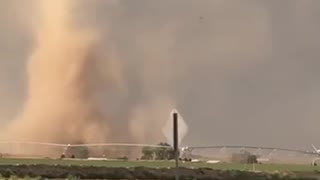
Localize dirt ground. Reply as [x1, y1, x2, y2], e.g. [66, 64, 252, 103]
[0, 165, 317, 179]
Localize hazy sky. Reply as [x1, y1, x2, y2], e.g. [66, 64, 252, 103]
[1, 0, 320, 151]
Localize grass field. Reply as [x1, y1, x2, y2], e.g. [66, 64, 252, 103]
[0, 158, 320, 173]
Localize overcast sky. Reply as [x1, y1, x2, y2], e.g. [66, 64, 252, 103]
[1, 0, 320, 151]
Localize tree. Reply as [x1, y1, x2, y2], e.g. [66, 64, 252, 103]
[141, 147, 155, 160]
[141, 142, 175, 160]
[154, 142, 175, 160]
[247, 154, 258, 164]
[231, 150, 257, 164]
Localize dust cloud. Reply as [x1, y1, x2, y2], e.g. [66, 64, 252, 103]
[0, 0, 174, 156]
[1, 0, 320, 157]
[1, 0, 112, 148]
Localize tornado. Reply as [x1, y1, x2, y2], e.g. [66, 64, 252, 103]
[1, 0, 111, 155]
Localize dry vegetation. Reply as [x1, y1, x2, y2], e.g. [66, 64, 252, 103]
[0, 159, 319, 179]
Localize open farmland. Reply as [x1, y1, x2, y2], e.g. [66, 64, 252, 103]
[0, 158, 319, 179]
[0, 158, 320, 172]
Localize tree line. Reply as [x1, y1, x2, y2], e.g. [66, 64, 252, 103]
[141, 142, 175, 160]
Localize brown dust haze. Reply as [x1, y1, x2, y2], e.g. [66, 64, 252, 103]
[2, 0, 108, 144]
[0, 0, 173, 156]
[1, 0, 320, 155]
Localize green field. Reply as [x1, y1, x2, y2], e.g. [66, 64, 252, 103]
[0, 158, 319, 173]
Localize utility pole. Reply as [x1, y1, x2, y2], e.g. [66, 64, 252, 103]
[162, 109, 188, 180]
[173, 112, 179, 180]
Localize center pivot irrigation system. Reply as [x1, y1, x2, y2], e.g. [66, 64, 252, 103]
[0, 141, 172, 149]
[1, 110, 320, 178]
[0, 141, 174, 159]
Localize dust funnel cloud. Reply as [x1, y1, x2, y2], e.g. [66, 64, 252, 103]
[0, 0, 176, 157]
[2, 0, 111, 146]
